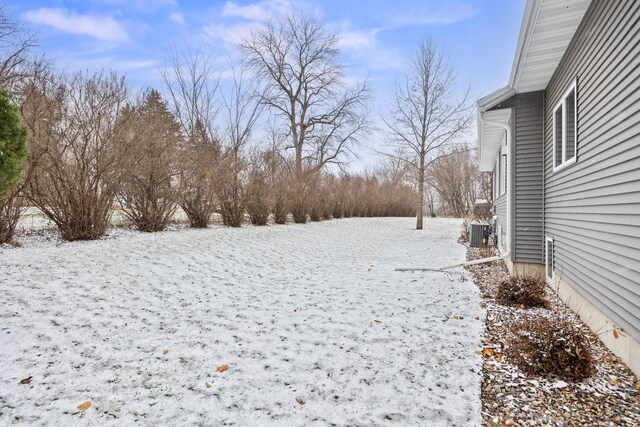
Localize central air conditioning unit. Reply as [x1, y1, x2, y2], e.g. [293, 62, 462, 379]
[470, 223, 490, 248]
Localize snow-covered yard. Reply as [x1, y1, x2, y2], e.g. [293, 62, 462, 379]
[0, 217, 484, 426]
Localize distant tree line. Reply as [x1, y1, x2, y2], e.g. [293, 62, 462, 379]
[0, 6, 486, 244]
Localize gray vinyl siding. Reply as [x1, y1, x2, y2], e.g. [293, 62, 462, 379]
[495, 194, 507, 231]
[491, 93, 545, 264]
[544, 0, 640, 340]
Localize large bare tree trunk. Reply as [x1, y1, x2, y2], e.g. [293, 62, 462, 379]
[417, 156, 425, 229]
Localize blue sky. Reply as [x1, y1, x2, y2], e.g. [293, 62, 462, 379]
[6, 0, 526, 169]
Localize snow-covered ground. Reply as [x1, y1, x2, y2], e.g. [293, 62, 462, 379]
[0, 218, 484, 426]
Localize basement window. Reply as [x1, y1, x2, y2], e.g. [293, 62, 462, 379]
[553, 80, 577, 171]
[545, 237, 554, 281]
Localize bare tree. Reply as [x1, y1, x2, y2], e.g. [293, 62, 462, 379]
[382, 38, 472, 229]
[429, 145, 477, 217]
[23, 70, 130, 241]
[241, 13, 369, 223]
[0, 6, 37, 91]
[161, 46, 222, 227]
[216, 65, 263, 227]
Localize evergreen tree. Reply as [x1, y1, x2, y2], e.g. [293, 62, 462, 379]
[0, 89, 28, 198]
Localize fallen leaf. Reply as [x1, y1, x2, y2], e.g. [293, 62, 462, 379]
[636, 381, 640, 391]
[613, 328, 619, 339]
[114, 403, 121, 412]
[163, 348, 169, 355]
[216, 364, 229, 373]
[77, 401, 92, 411]
[518, 304, 526, 310]
[295, 397, 305, 405]
[373, 320, 382, 324]
[205, 382, 212, 388]
[481, 348, 495, 357]
[19, 376, 32, 385]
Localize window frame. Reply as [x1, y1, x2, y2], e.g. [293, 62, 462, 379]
[545, 236, 554, 282]
[552, 80, 578, 172]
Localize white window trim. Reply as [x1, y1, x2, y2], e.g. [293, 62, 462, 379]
[552, 79, 578, 172]
[545, 236, 554, 282]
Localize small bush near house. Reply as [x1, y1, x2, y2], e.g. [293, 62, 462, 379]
[496, 275, 548, 308]
[507, 315, 594, 381]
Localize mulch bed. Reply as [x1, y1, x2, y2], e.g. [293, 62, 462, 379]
[465, 246, 640, 427]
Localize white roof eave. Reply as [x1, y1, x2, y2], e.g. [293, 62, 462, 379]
[477, 0, 592, 171]
[509, 0, 592, 91]
[477, 108, 511, 172]
[477, 87, 514, 172]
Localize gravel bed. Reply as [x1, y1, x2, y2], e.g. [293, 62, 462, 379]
[465, 246, 640, 427]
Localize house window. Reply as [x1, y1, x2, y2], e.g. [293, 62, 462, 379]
[545, 237, 554, 281]
[553, 80, 577, 171]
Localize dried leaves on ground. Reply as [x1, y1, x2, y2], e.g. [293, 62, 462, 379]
[465, 246, 640, 427]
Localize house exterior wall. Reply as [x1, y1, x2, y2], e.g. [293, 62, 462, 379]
[491, 93, 545, 265]
[543, 0, 640, 341]
[494, 193, 507, 250]
[513, 92, 545, 264]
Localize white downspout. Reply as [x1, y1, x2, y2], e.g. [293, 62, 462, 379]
[395, 113, 512, 273]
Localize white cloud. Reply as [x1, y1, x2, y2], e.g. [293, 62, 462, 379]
[103, 0, 176, 12]
[391, 3, 478, 27]
[169, 12, 185, 25]
[221, 0, 292, 22]
[337, 28, 379, 50]
[23, 8, 129, 42]
[202, 22, 265, 45]
[222, 1, 271, 22]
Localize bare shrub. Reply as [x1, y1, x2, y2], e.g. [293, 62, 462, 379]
[244, 154, 270, 226]
[263, 148, 291, 224]
[307, 176, 326, 222]
[507, 315, 594, 381]
[290, 179, 308, 224]
[23, 70, 129, 241]
[117, 89, 181, 232]
[0, 193, 22, 244]
[216, 152, 245, 228]
[177, 121, 220, 228]
[327, 169, 417, 218]
[496, 275, 548, 309]
[459, 218, 470, 243]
